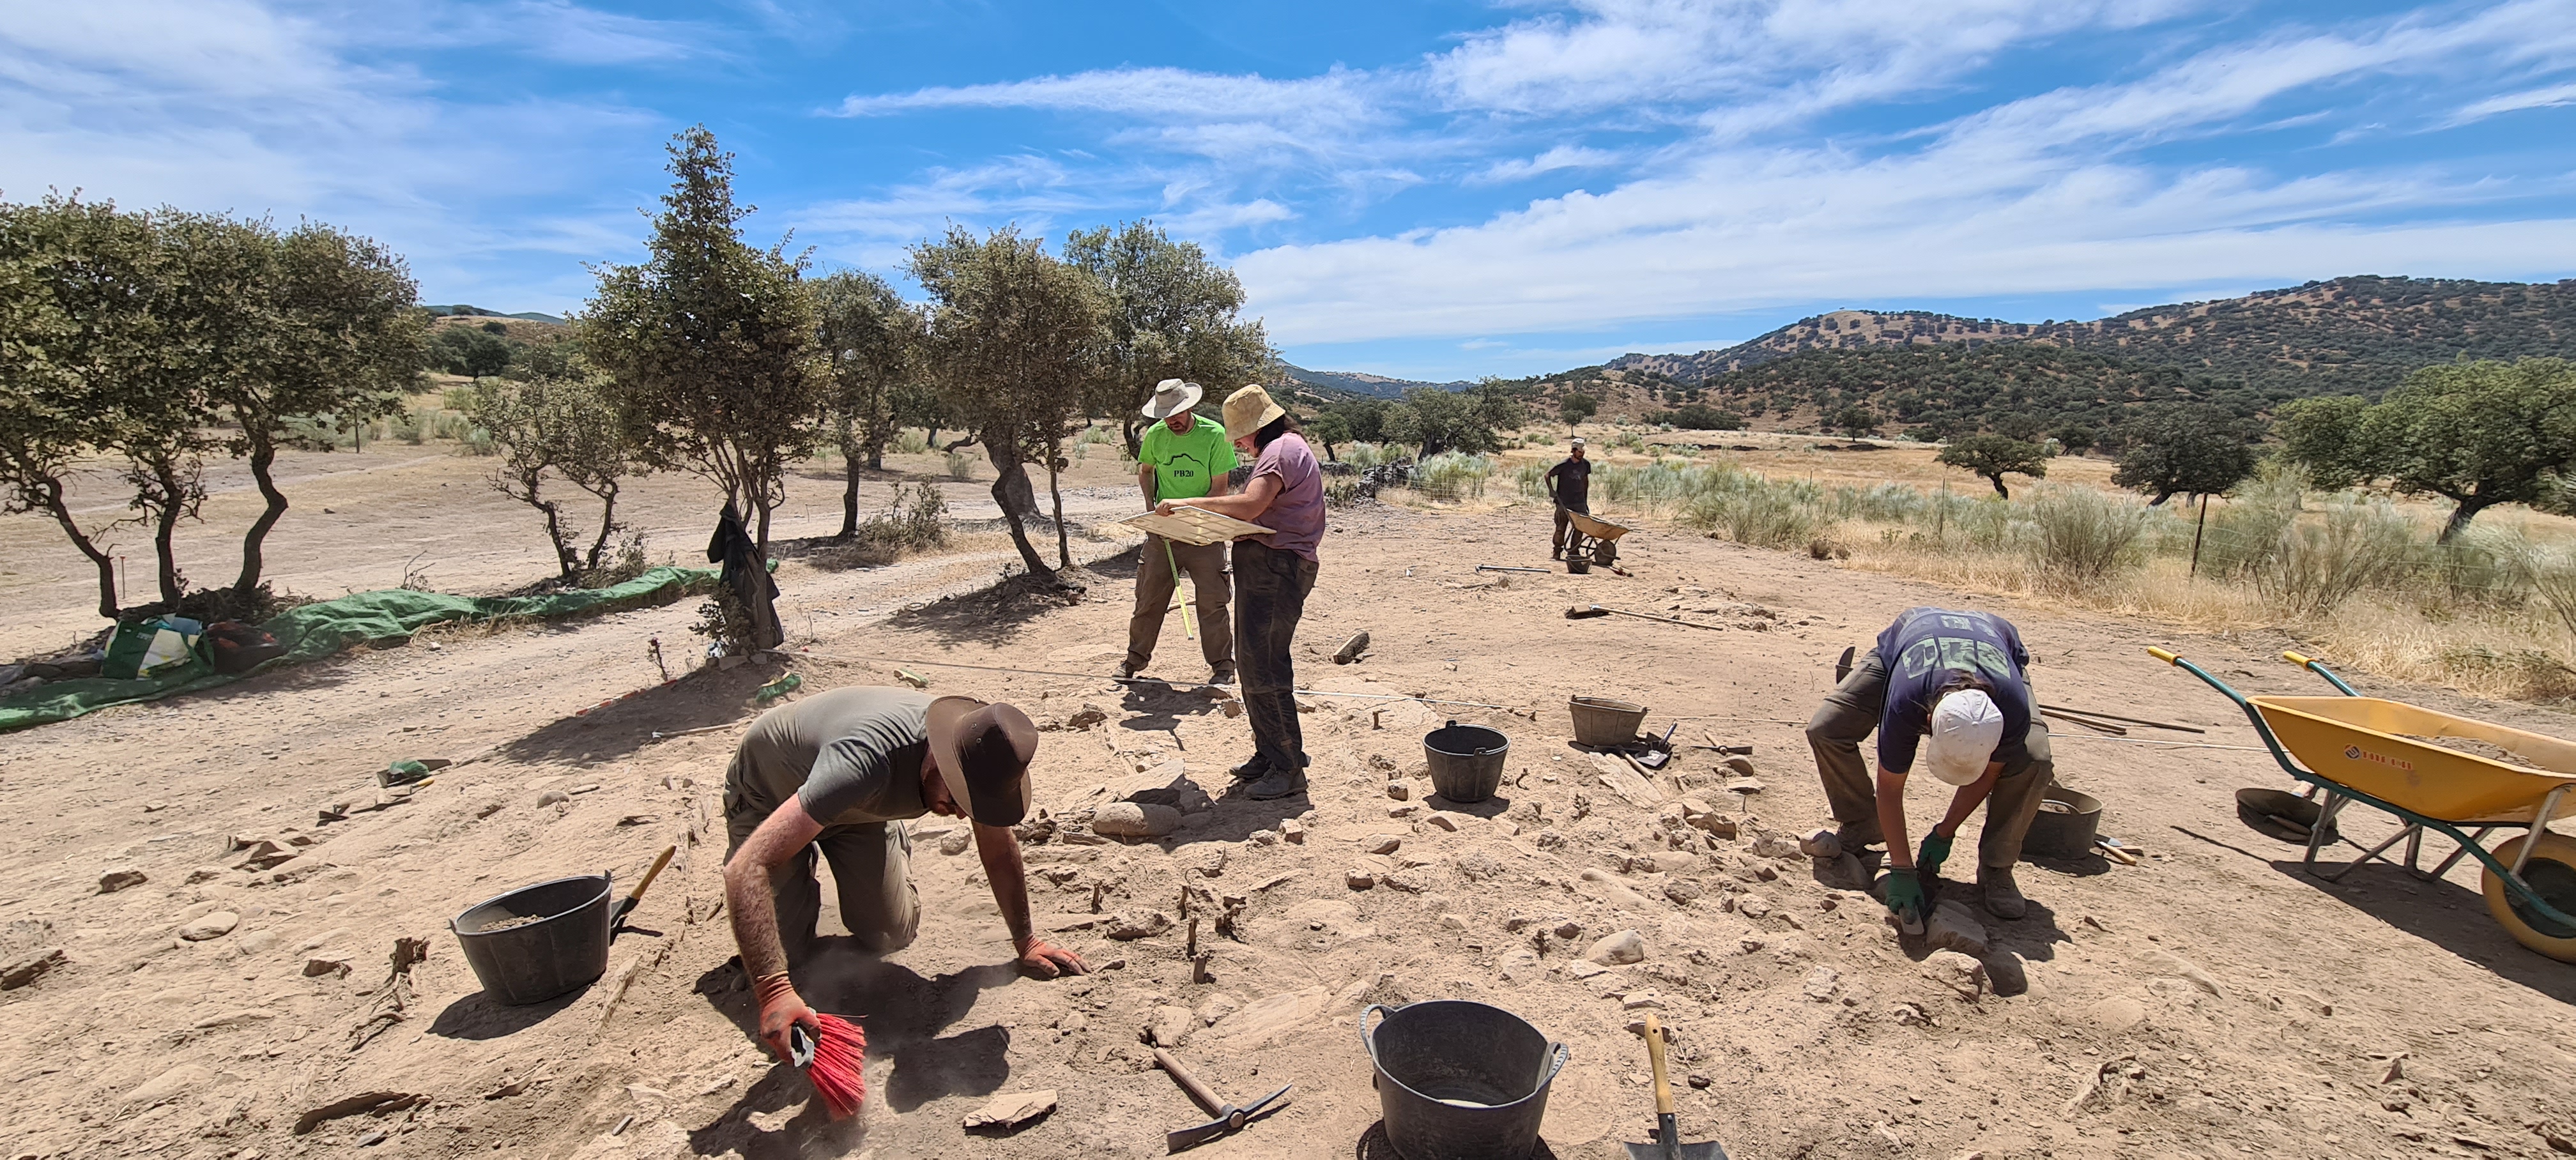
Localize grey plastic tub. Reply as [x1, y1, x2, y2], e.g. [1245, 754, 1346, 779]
[450, 873, 613, 1006]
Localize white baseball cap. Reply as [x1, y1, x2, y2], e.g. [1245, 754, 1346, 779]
[1923, 689, 2005, 786]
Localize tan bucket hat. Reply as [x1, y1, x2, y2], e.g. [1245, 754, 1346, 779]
[1140, 379, 1204, 419]
[1222, 384, 1286, 441]
[924, 696, 1038, 827]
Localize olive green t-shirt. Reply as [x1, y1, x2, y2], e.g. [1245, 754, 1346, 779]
[1139, 414, 1238, 501]
[727, 686, 931, 829]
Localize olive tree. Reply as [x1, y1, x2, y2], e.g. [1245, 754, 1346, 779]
[910, 225, 1109, 581]
[2279, 359, 2576, 540]
[582, 127, 825, 547]
[1937, 434, 2050, 498]
[1062, 221, 1271, 455]
[468, 369, 639, 581]
[813, 269, 923, 536]
[2111, 404, 2258, 505]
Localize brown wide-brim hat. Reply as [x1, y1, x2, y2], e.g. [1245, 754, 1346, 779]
[1222, 384, 1286, 441]
[924, 696, 1038, 828]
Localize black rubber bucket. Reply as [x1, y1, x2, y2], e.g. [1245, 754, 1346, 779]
[2023, 786, 2103, 859]
[1425, 721, 1510, 804]
[1361, 1001, 1567, 1160]
[451, 873, 614, 1006]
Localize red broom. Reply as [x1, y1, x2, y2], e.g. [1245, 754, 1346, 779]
[792, 1014, 867, 1120]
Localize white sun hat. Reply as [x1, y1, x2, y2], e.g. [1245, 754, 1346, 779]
[1923, 688, 2005, 786]
[1140, 379, 1204, 419]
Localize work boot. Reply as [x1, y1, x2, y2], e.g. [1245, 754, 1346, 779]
[1978, 866, 2028, 920]
[1116, 662, 1144, 682]
[1245, 765, 1307, 801]
[1227, 756, 1270, 782]
[1210, 666, 1236, 686]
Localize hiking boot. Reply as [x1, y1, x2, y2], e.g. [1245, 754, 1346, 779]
[1209, 666, 1236, 686]
[1227, 756, 1271, 782]
[1116, 662, 1144, 682]
[1978, 866, 2028, 920]
[1245, 766, 1308, 801]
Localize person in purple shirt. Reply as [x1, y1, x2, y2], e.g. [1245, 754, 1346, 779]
[1155, 385, 1324, 800]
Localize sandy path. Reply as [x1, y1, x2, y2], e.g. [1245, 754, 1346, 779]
[2, 498, 2573, 1160]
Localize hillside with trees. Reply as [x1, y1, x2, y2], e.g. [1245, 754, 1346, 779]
[1604, 275, 2576, 399]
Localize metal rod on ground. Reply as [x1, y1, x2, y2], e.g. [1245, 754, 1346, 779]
[2039, 708, 2126, 736]
[1476, 565, 1551, 574]
[2037, 704, 2207, 734]
[1569, 604, 1727, 631]
[808, 654, 1507, 709]
[2049, 734, 2271, 752]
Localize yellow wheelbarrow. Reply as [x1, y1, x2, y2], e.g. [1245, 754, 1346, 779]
[2150, 646, 2576, 961]
[1561, 509, 1629, 575]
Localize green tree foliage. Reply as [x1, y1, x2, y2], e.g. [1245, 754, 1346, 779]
[1937, 434, 2050, 498]
[1061, 221, 1270, 454]
[1666, 404, 1745, 431]
[468, 369, 638, 581]
[2277, 358, 2576, 540]
[1683, 343, 2246, 438]
[1382, 381, 1526, 457]
[1, 197, 425, 615]
[813, 270, 923, 535]
[581, 127, 825, 547]
[1830, 404, 1879, 437]
[428, 326, 514, 380]
[1559, 392, 1598, 425]
[910, 224, 1110, 580]
[2110, 404, 2258, 505]
[2053, 424, 2097, 455]
[1305, 411, 1351, 461]
[2273, 394, 2373, 489]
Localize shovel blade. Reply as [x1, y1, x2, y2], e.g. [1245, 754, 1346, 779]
[1624, 1141, 1726, 1160]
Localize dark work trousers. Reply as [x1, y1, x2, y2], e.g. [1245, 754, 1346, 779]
[1125, 533, 1234, 675]
[1803, 648, 2054, 869]
[1552, 498, 1590, 555]
[1232, 539, 1319, 773]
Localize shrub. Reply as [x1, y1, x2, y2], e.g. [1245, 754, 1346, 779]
[2023, 487, 2150, 581]
[1678, 485, 1831, 549]
[1412, 452, 1491, 501]
[2255, 496, 2419, 618]
[894, 428, 931, 455]
[944, 448, 978, 480]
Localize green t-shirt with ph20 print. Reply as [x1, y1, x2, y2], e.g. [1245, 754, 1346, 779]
[1138, 413, 1238, 501]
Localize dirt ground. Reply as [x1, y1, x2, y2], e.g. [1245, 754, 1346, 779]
[6, 475, 2576, 1160]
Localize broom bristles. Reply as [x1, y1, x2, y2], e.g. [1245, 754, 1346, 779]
[804, 1013, 866, 1120]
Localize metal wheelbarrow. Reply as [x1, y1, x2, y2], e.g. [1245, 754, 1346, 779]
[1563, 509, 1630, 575]
[2149, 646, 2576, 962]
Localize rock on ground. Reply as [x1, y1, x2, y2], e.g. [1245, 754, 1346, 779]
[1586, 929, 1648, 965]
[1092, 802, 1183, 838]
[962, 1090, 1057, 1131]
[1925, 901, 1988, 957]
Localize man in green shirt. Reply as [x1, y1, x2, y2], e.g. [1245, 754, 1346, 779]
[1125, 379, 1238, 683]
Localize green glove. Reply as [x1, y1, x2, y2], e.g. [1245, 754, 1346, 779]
[1882, 868, 1926, 928]
[1915, 832, 1954, 881]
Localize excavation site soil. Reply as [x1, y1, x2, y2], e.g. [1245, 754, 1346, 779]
[5, 449, 2576, 1160]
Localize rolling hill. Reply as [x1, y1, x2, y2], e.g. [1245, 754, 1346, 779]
[1280, 364, 1472, 400]
[1602, 275, 2576, 398]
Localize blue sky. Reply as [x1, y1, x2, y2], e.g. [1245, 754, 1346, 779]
[5, 1, 2575, 380]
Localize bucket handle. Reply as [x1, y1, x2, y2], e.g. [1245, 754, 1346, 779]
[1438, 719, 1511, 758]
[1358, 1002, 1397, 1064]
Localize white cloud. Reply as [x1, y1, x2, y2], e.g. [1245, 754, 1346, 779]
[1234, 3, 2576, 344]
[1471, 144, 1621, 185]
[829, 65, 1386, 127]
[2450, 81, 2576, 124]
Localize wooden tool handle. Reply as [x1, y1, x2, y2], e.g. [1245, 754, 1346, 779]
[1154, 1048, 1225, 1117]
[1643, 1014, 1675, 1116]
[628, 844, 676, 903]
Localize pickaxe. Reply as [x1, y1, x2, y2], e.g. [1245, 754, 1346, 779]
[1154, 1048, 1291, 1152]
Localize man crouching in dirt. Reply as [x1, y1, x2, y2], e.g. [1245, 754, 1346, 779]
[723, 686, 1087, 1062]
[1805, 607, 2053, 927]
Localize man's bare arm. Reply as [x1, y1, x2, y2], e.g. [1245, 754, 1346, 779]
[724, 797, 824, 982]
[973, 821, 1088, 977]
[1137, 462, 1158, 508]
[1876, 765, 1913, 868]
[1933, 762, 2004, 837]
[1162, 473, 1280, 521]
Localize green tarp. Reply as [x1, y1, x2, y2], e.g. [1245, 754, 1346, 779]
[0, 565, 717, 733]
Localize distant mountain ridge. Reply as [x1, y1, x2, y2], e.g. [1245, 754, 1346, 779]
[1281, 364, 1473, 399]
[1602, 275, 2576, 398]
[424, 303, 567, 325]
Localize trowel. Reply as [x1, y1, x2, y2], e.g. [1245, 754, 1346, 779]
[1625, 1014, 1726, 1160]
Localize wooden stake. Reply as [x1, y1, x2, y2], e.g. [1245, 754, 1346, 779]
[2188, 492, 2209, 579]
